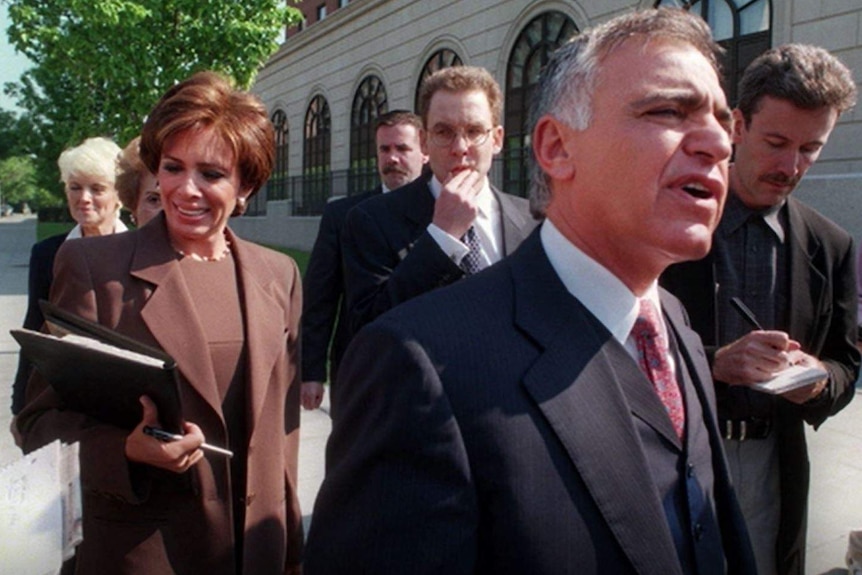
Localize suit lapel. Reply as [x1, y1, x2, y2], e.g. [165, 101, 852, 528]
[229, 231, 290, 433]
[493, 187, 532, 255]
[130, 216, 222, 416]
[786, 199, 824, 341]
[661, 291, 719, 442]
[512, 235, 683, 574]
[130, 219, 290, 431]
[618, 337, 683, 449]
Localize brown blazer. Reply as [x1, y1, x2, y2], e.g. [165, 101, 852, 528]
[17, 215, 303, 575]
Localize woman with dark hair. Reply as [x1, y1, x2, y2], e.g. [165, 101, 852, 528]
[17, 71, 303, 575]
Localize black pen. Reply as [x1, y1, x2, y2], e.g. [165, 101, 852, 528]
[730, 297, 764, 331]
[143, 425, 234, 457]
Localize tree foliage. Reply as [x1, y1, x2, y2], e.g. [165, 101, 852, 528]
[0, 109, 26, 158]
[4, 0, 301, 198]
[0, 155, 58, 211]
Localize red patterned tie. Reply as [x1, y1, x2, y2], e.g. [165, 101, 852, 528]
[632, 299, 686, 439]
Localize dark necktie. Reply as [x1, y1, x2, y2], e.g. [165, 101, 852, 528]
[632, 299, 686, 438]
[459, 226, 485, 275]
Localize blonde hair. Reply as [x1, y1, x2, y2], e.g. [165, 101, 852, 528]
[57, 137, 122, 184]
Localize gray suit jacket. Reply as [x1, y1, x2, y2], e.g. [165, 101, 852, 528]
[306, 230, 755, 574]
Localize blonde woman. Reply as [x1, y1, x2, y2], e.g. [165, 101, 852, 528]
[11, 136, 125, 415]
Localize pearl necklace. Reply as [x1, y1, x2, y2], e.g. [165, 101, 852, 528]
[175, 239, 232, 262]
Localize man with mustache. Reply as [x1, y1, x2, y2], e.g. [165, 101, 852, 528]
[301, 110, 427, 413]
[662, 44, 859, 575]
[340, 66, 536, 339]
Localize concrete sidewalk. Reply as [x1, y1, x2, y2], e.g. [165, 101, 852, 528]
[0, 214, 858, 573]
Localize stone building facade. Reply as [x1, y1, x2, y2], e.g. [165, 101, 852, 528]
[234, 0, 862, 251]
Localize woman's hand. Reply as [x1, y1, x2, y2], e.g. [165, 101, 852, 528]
[125, 396, 205, 473]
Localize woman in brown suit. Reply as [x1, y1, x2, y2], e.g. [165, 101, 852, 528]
[17, 71, 303, 575]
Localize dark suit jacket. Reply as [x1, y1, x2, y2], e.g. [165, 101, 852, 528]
[17, 215, 303, 575]
[301, 188, 381, 386]
[662, 196, 860, 575]
[11, 232, 68, 414]
[305, 231, 755, 575]
[341, 175, 537, 337]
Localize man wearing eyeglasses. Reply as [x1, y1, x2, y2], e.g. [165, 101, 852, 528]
[340, 65, 537, 339]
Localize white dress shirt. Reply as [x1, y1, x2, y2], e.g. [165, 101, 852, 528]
[540, 219, 674, 367]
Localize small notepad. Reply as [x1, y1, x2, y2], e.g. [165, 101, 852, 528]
[753, 364, 828, 395]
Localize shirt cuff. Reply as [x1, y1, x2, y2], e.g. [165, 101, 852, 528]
[427, 223, 469, 265]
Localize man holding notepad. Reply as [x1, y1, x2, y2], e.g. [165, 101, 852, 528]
[662, 45, 859, 575]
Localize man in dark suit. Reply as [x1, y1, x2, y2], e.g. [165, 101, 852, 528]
[300, 111, 427, 412]
[341, 66, 537, 340]
[305, 9, 756, 574]
[662, 44, 859, 575]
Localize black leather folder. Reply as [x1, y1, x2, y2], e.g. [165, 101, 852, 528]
[11, 301, 182, 432]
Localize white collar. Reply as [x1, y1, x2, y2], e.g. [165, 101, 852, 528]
[540, 219, 662, 345]
[66, 216, 128, 240]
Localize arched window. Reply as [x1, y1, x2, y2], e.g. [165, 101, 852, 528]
[655, 0, 772, 104]
[302, 95, 331, 216]
[349, 75, 388, 195]
[415, 49, 463, 112]
[268, 109, 289, 203]
[504, 11, 577, 197]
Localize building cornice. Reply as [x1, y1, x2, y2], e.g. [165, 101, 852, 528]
[261, 0, 391, 76]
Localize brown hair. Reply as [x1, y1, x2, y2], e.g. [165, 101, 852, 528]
[140, 71, 275, 205]
[116, 136, 149, 209]
[736, 44, 857, 126]
[375, 110, 422, 132]
[417, 66, 503, 127]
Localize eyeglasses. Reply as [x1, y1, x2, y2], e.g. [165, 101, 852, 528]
[429, 125, 494, 147]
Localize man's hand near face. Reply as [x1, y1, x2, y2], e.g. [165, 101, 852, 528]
[431, 169, 483, 239]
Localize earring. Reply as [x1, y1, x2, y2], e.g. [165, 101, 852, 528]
[233, 196, 247, 217]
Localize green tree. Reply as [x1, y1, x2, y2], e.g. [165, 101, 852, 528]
[4, 0, 301, 198]
[0, 109, 28, 158]
[0, 155, 57, 211]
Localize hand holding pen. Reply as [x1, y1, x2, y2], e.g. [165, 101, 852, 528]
[144, 426, 233, 457]
[125, 396, 208, 473]
[720, 297, 826, 402]
[713, 297, 800, 385]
